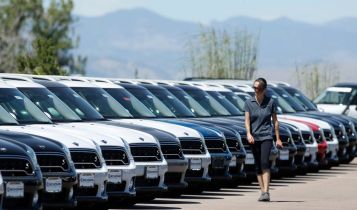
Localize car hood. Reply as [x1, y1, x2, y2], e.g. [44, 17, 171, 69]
[117, 119, 202, 139]
[0, 125, 97, 150]
[0, 130, 64, 153]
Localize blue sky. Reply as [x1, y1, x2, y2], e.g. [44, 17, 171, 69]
[73, 0, 357, 23]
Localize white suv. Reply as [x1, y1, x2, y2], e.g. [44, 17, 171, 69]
[0, 76, 168, 198]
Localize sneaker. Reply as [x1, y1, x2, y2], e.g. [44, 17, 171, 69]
[258, 192, 265, 201]
[261, 192, 270, 202]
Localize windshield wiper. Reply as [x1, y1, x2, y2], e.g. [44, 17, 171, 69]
[0, 122, 19, 125]
[53, 119, 83, 123]
[19, 121, 53, 125]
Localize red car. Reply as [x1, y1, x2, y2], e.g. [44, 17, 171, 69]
[287, 119, 328, 167]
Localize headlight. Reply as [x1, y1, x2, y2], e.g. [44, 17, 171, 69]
[26, 145, 38, 163]
[122, 138, 134, 161]
[198, 133, 207, 148]
[62, 144, 73, 163]
[92, 140, 105, 164]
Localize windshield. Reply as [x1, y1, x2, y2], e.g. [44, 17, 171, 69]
[236, 94, 251, 102]
[166, 88, 211, 117]
[206, 91, 243, 116]
[19, 87, 82, 122]
[0, 105, 19, 125]
[0, 88, 52, 124]
[71, 87, 133, 119]
[220, 91, 246, 112]
[266, 89, 296, 114]
[314, 88, 356, 105]
[283, 87, 317, 111]
[270, 87, 306, 112]
[145, 87, 195, 118]
[182, 88, 231, 116]
[104, 88, 156, 118]
[124, 87, 176, 118]
[47, 87, 105, 121]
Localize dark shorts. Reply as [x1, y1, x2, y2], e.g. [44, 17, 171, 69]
[251, 139, 273, 175]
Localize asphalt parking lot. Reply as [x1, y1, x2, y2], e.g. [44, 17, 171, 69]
[116, 159, 357, 210]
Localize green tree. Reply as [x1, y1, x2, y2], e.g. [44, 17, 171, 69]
[17, 37, 67, 75]
[0, 0, 86, 75]
[185, 27, 259, 79]
[0, 0, 42, 72]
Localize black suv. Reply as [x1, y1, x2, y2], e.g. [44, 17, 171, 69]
[0, 130, 77, 208]
[0, 136, 43, 210]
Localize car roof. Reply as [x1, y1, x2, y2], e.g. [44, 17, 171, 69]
[34, 80, 68, 88]
[334, 83, 357, 88]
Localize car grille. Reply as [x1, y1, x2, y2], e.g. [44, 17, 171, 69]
[129, 143, 162, 162]
[70, 149, 101, 169]
[101, 146, 129, 166]
[226, 137, 240, 152]
[179, 137, 206, 154]
[160, 144, 184, 160]
[280, 135, 292, 147]
[240, 136, 251, 150]
[0, 157, 34, 176]
[205, 138, 227, 153]
[313, 132, 323, 143]
[302, 132, 314, 144]
[37, 153, 69, 173]
[323, 129, 333, 142]
[292, 134, 303, 144]
[334, 127, 344, 140]
[346, 126, 356, 140]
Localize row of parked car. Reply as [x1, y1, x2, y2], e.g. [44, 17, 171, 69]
[0, 74, 355, 210]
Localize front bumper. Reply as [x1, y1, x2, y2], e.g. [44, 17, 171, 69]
[106, 163, 136, 199]
[208, 153, 232, 181]
[276, 148, 297, 172]
[294, 148, 308, 171]
[40, 173, 77, 208]
[326, 141, 339, 166]
[3, 170, 43, 210]
[228, 152, 246, 180]
[74, 167, 108, 204]
[165, 158, 189, 190]
[184, 153, 211, 183]
[134, 161, 168, 194]
[347, 138, 357, 158]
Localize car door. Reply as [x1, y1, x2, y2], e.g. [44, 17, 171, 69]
[345, 88, 357, 118]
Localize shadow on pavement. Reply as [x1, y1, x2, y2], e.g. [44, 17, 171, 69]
[218, 189, 255, 193]
[197, 192, 244, 196]
[143, 199, 201, 205]
[270, 200, 305, 203]
[122, 205, 181, 209]
[316, 171, 346, 175]
[179, 195, 224, 200]
[329, 167, 357, 171]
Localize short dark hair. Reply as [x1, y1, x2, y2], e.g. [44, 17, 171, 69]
[254, 78, 267, 90]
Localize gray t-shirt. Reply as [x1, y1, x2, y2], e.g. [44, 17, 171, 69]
[244, 95, 277, 141]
